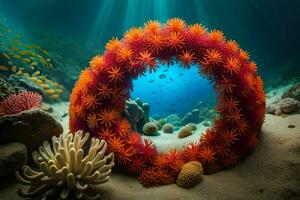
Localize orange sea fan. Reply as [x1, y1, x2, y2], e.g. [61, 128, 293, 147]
[105, 37, 122, 51]
[124, 27, 144, 42]
[138, 167, 176, 187]
[199, 146, 216, 165]
[98, 84, 113, 99]
[222, 129, 239, 146]
[189, 23, 207, 35]
[97, 127, 114, 141]
[226, 40, 239, 52]
[223, 96, 239, 112]
[108, 136, 125, 153]
[129, 157, 146, 174]
[117, 47, 133, 62]
[218, 75, 236, 93]
[108, 66, 124, 83]
[222, 151, 239, 167]
[179, 50, 195, 68]
[235, 118, 248, 135]
[144, 20, 160, 33]
[224, 56, 240, 74]
[239, 49, 250, 60]
[89, 55, 104, 70]
[166, 32, 184, 50]
[98, 108, 119, 127]
[116, 119, 132, 137]
[86, 113, 99, 129]
[115, 146, 133, 165]
[209, 30, 225, 42]
[202, 49, 223, 65]
[248, 61, 257, 73]
[83, 93, 99, 110]
[147, 33, 165, 53]
[138, 50, 156, 72]
[166, 18, 186, 32]
[226, 108, 243, 123]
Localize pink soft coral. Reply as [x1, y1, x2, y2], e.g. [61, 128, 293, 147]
[0, 91, 42, 116]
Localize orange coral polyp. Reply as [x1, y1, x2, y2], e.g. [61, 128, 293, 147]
[69, 19, 266, 187]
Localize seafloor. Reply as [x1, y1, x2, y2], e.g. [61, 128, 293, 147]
[0, 84, 299, 200]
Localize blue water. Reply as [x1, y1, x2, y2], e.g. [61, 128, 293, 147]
[131, 63, 215, 117]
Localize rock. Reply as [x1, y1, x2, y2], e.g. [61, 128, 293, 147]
[282, 82, 300, 101]
[124, 98, 150, 133]
[182, 109, 203, 125]
[0, 142, 27, 176]
[186, 123, 197, 131]
[152, 120, 162, 130]
[162, 123, 175, 133]
[279, 98, 299, 114]
[0, 109, 63, 153]
[142, 122, 158, 136]
[176, 161, 203, 188]
[178, 126, 193, 138]
[288, 124, 296, 128]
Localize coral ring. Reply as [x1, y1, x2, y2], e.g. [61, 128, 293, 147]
[69, 18, 265, 187]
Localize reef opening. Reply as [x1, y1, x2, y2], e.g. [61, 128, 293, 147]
[129, 61, 217, 153]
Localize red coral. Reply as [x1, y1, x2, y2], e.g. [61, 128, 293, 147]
[0, 91, 42, 116]
[69, 19, 266, 187]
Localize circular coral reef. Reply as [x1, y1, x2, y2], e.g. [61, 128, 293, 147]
[69, 18, 265, 187]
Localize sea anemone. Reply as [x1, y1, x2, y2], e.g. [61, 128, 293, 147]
[0, 91, 42, 116]
[16, 131, 114, 199]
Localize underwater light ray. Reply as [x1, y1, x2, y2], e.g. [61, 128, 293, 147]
[87, 0, 115, 46]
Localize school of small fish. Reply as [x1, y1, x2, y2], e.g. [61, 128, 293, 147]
[0, 19, 63, 100]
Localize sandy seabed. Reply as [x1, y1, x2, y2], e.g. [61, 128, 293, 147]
[0, 102, 299, 200]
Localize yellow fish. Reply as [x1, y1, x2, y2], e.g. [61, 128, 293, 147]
[35, 79, 43, 84]
[33, 70, 40, 75]
[0, 65, 9, 71]
[16, 71, 23, 76]
[55, 89, 64, 94]
[45, 89, 55, 95]
[40, 84, 49, 89]
[13, 55, 21, 59]
[31, 77, 38, 81]
[22, 58, 31, 63]
[2, 53, 10, 60]
[42, 50, 49, 56]
[50, 94, 60, 99]
[39, 76, 47, 80]
[11, 66, 17, 72]
[23, 73, 30, 77]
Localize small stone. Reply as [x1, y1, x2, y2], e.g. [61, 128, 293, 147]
[288, 124, 296, 128]
[0, 142, 27, 176]
[162, 123, 174, 134]
[178, 126, 193, 138]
